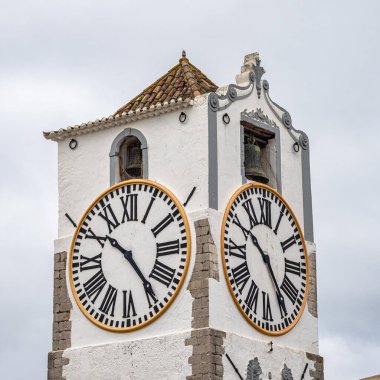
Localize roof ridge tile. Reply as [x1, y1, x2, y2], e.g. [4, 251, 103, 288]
[114, 53, 217, 116]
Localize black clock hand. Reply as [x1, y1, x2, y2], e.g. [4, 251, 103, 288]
[249, 232, 287, 316]
[107, 236, 157, 302]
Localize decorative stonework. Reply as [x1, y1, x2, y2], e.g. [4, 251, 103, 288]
[262, 79, 309, 152]
[186, 218, 224, 379]
[306, 352, 324, 380]
[48, 251, 72, 380]
[246, 357, 263, 380]
[281, 364, 293, 380]
[307, 249, 318, 318]
[241, 108, 278, 128]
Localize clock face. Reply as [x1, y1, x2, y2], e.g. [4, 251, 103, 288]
[221, 183, 309, 335]
[69, 179, 191, 332]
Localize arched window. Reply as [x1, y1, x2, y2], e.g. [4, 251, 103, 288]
[119, 136, 143, 180]
[109, 128, 148, 185]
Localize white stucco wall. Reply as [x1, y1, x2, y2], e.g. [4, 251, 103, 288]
[53, 70, 319, 378]
[63, 331, 192, 380]
[56, 100, 210, 350]
[57, 99, 209, 239]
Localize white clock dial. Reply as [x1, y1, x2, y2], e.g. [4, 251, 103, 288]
[221, 183, 309, 336]
[69, 180, 191, 332]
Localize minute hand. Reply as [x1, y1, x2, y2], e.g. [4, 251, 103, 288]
[107, 236, 156, 300]
[249, 232, 287, 315]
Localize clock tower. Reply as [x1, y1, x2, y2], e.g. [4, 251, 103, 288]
[45, 52, 323, 379]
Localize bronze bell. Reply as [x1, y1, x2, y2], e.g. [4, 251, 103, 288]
[125, 143, 142, 178]
[244, 138, 269, 184]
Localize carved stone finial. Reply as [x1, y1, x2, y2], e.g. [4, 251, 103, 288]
[281, 364, 294, 380]
[182, 50, 186, 58]
[241, 52, 260, 73]
[251, 56, 266, 98]
[246, 357, 262, 380]
[236, 52, 260, 86]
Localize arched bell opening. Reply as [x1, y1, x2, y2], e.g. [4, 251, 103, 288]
[119, 136, 143, 180]
[109, 128, 148, 185]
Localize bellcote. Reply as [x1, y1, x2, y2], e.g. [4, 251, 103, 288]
[44, 51, 313, 242]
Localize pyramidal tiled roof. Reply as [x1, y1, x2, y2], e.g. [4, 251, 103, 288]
[114, 51, 218, 116]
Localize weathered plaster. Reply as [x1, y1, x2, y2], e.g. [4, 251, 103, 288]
[63, 332, 192, 380]
[224, 333, 320, 380]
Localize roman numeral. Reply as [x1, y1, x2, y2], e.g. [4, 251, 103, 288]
[273, 210, 284, 235]
[122, 290, 137, 318]
[277, 292, 288, 318]
[258, 198, 272, 228]
[149, 260, 176, 287]
[232, 215, 250, 240]
[281, 275, 299, 304]
[120, 194, 138, 222]
[85, 228, 107, 247]
[80, 253, 102, 271]
[245, 280, 259, 314]
[151, 214, 174, 237]
[231, 261, 250, 291]
[99, 284, 117, 316]
[281, 235, 297, 253]
[141, 196, 156, 224]
[156, 240, 180, 257]
[145, 286, 158, 308]
[228, 239, 246, 260]
[83, 269, 107, 303]
[262, 291, 273, 321]
[242, 199, 259, 229]
[98, 204, 120, 233]
[285, 258, 301, 277]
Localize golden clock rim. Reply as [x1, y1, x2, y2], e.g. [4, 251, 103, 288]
[220, 182, 310, 336]
[69, 179, 192, 333]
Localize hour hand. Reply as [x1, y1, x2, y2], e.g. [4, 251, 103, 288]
[107, 236, 127, 254]
[249, 231, 268, 263]
[249, 232, 287, 316]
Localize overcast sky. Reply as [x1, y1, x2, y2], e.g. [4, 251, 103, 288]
[1, 1, 379, 379]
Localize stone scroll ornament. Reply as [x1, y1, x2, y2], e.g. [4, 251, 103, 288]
[262, 79, 309, 151]
[246, 357, 262, 380]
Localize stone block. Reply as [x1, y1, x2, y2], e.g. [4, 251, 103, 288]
[215, 364, 223, 376]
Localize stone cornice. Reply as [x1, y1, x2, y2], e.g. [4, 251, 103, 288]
[43, 97, 193, 141]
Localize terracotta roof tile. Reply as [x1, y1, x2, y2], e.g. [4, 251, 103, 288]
[114, 51, 218, 116]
